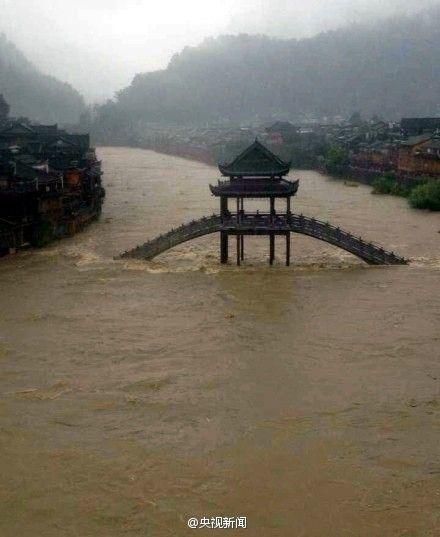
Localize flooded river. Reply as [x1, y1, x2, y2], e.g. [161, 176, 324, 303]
[0, 147, 439, 536]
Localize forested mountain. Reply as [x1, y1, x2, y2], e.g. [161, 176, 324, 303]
[0, 34, 85, 124]
[94, 6, 440, 135]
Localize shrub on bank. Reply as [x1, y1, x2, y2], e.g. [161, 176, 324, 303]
[409, 180, 440, 211]
[372, 176, 396, 194]
[324, 145, 350, 174]
[372, 175, 410, 197]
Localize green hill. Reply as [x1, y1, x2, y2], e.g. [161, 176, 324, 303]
[94, 6, 440, 136]
[0, 33, 85, 124]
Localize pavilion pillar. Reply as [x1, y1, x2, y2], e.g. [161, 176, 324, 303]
[269, 233, 275, 265]
[220, 196, 228, 222]
[287, 197, 291, 223]
[220, 231, 228, 264]
[270, 197, 275, 223]
[240, 234, 244, 261]
[236, 234, 241, 266]
[286, 232, 291, 266]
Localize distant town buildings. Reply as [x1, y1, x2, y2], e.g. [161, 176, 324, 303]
[133, 115, 440, 182]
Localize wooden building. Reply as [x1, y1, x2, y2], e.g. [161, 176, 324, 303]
[411, 139, 440, 176]
[351, 142, 397, 173]
[210, 140, 299, 265]
[397, 135, 440, 176]
[265, 121, 299, 144]
[0, 118, 104, 254]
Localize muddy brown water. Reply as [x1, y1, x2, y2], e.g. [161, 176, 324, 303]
[0, 147, 439, 536]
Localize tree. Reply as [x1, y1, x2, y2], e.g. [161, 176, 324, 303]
[325, 145, 349, 174]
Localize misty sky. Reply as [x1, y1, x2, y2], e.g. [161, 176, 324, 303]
[1, 0, 438, 102]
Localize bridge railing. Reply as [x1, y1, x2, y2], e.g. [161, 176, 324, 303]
[120, 215, 221, 258]
[120, 212, 407, 265]
[290, 214, 404, 261]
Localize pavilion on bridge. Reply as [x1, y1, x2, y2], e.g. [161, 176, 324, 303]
[210, 140, 299, 265]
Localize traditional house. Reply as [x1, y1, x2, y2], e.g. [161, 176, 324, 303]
[0, 122, 36, 147]
[397, 135, 433, 175]
[0, 118, 104, 254]
[266, 121, 299, 144]
[412, 139, 440, 176]
[351, 142, 396, 172]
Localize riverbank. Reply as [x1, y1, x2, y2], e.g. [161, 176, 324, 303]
[125, 140, 440, 212]
[326, 166, 440, 211]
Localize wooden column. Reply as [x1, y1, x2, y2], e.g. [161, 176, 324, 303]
[220, 196, 228, 221]
[270, 197, 275, 223]
[287, 197, 291, 223]
[240, 198, 244, 260]
[286, 232, 291, 266]
[236, 234, 241, 266]
[269, 233, 275, 265]
[220, 231, 228, 264]
[236, 197, 240, 223]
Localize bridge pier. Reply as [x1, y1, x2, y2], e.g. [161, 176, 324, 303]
[220, 231, 228, 264]
[269, 233, 275, 265]
[236, 234, 241, 266]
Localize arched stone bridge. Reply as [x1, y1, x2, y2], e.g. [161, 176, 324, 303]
[119, 214, 407, 265]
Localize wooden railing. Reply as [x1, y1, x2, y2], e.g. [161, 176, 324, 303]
[119, 213, 407, 265]
[289, 214, 407, 265]
[119, 214, 222, 261]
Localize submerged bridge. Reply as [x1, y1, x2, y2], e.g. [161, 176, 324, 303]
[119, 141, 407, 267]
[119, 213, 407, 265]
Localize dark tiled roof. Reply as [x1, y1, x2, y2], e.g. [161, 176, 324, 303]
[219, 140, 291, 177]
[421, 139, 440, 150]
[49, 157, 86, 170]
[400, 135, 432, 147]
[210, 178, 299, 197]
[64, 134, 90, 150]
[0, 123, 35, 136]
[32, 125, 59, 135]
[401, 117, 440, 132]
[266, 121, 297, 133]
[12, 161, 60, 183]
[15, 154, 39, 166]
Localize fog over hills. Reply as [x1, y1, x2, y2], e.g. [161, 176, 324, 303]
[2, 3, 440, 127]
[0, 34, 85, 124]
[2, 0, 438, 102]
[227, 0, 438, 39]
[93, 6, 440, 134]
